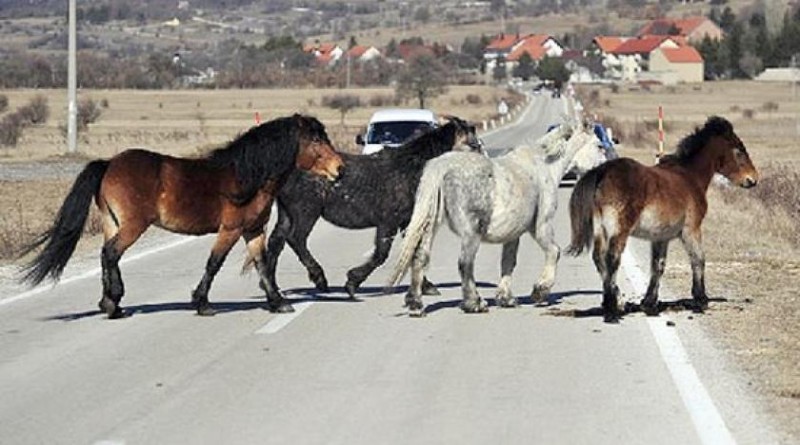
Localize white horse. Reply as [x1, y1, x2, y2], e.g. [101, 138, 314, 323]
[387, 121, 602, 315]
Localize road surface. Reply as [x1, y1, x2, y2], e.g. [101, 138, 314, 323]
[0, 95, 780, 445]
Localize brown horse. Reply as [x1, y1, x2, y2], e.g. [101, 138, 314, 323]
[20, 114, 343, 319]
[567, 116, 758, 323]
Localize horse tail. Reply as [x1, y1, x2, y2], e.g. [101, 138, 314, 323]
[566, 165, 602, 256]
[19, 160, 109, 285]
[387, 159, 447, 287]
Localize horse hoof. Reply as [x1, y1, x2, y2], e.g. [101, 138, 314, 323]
[269, 303, 295, 314]
[603, 313, 621, 324]
[461, 301, 488, 314]
[421, 282, 441, 296]
[315, 281, 330, 293]
[642, 304, 660, 316]
[345, 281, 358, 299]
[531, 286, 550, 306]
[409, 308, 426, 318]
[497, 296, 519, 308]
[196, 306, 217, 317]
[98, 297, 117, 316]
[108, 307, 129, 319]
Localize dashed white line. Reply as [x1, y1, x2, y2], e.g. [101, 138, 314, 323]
[254, 300, 315, 334]
[621, 248, 736, 445]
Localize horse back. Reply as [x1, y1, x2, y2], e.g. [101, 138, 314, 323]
[101, 149, 234, 234]
[596, 158, 706, 237]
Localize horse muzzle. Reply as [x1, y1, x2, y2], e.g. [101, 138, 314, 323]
[740, 176, 758, 189]
[468, 137, 486, 153]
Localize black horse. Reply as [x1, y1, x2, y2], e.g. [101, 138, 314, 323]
[259, 116, 483, 301]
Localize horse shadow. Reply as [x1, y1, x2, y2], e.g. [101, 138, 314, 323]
[382, 281, 602, 315]
[43, 289, 360, 322]
[546, 296, 730, 320]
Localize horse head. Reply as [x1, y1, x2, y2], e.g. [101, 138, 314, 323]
[441, 115, 485, 154]
[565, 127, 605, 176]
[293, 114, 344, 181]
[705, 116, 759, 188]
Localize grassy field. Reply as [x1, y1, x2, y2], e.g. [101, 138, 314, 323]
[0, 85, 517, 160]
[575, 80, 800, 442]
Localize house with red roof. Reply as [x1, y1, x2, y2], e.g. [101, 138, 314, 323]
[638, 16, 723, 42]
[607, 35, 683, 81]
[303, 41, 344, 66]
[587, 36, 629, 80]
[483, 33, 564, 78]
[345, 45, 382, 63]
[649, 45, 704, 83]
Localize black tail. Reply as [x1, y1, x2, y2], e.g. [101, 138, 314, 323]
[566, 166, 603, 256]
[19, 160, 109, 285]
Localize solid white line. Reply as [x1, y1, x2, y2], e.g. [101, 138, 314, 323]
[0, 236, 200, 308]
[254, 300, 314, 334]
[621, 248, 736, 445]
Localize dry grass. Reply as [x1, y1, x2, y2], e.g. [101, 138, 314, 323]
[576, 80, 800, 441]
[0, 86, 513, 160]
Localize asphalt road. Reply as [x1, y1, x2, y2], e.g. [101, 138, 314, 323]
[0, 95, 779, 445]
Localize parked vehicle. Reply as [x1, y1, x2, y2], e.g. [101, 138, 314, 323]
[356, 109, 438, 155]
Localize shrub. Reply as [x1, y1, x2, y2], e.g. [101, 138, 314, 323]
[368, 94, 395, 107]
[77, 98, 103, 132]
[465, 94, 482, 105]
[761, 101, 778, 113]
[0, 94, 8, 113]
[16, 95, 49, 124]
[0, 113, 24, 147]
[322, 93, 361, 125]
[742, 108, 756, 119]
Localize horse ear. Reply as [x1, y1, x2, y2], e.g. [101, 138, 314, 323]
[439, 114, 455, 125]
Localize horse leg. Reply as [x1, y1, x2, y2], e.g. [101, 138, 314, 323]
[600, 235, 626, 323]
[345, 226, 395, 298]
[245, 230, 295, 313]
[459, 234, 487, 314]
[420, 276, 440, 296]
[262, 204, 291, 297]
[680, 229, 708, 313]
[98, 220, 146, 319]
[284, 215, 329, 292]
[495, 239, 520, 308]
[641, 241, 669, 316]
[191, 228, 239, 316]
[405, 224, 436, 317]
[530, 218, 561, 305]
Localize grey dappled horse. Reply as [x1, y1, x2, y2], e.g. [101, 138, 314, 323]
[388, 121, 602, 315]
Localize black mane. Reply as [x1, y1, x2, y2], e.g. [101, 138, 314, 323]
[665, 115, 733, 163]
[208, 114, 328, 204]
[377, 118, 463, 161]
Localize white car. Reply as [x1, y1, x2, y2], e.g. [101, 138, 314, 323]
[356, 108, 437, 155]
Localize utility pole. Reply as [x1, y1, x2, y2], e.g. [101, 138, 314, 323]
[67, 0, 77, 153]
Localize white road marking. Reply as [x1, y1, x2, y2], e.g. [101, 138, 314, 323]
[0, 236, 200, 308]
[621, 248, 736, 445]
[254, 300, 315, 334]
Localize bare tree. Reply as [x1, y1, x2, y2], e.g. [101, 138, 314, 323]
[323, 94, 361, 126]
[394, 54, 449, 109]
